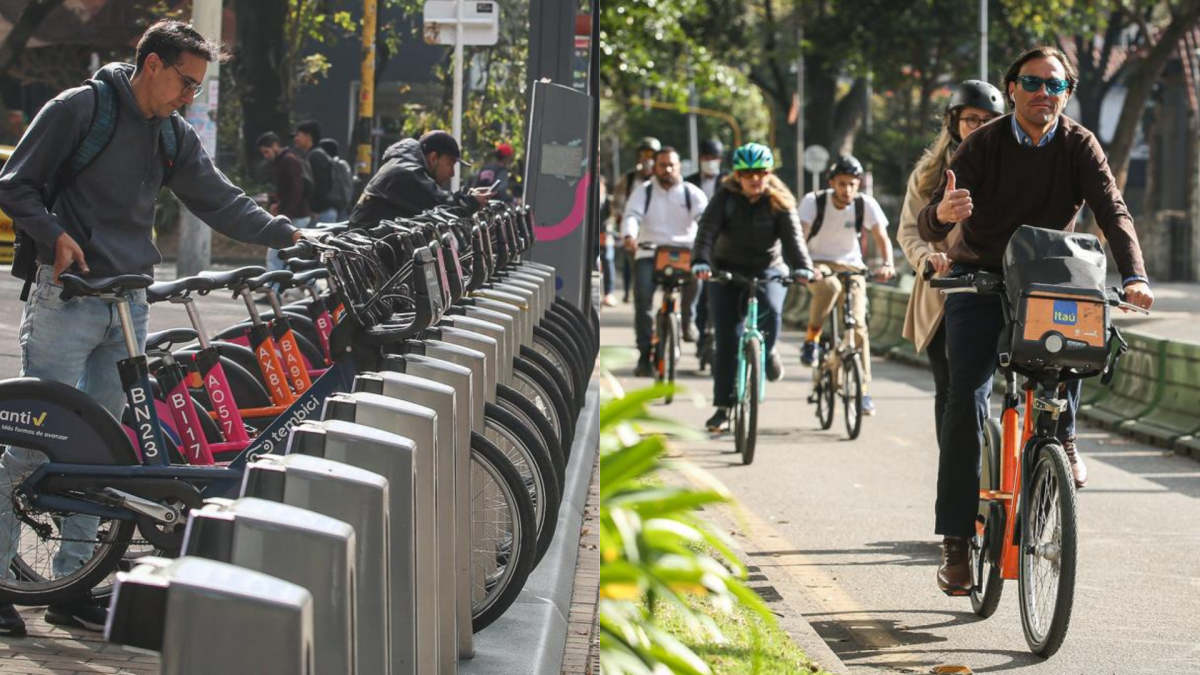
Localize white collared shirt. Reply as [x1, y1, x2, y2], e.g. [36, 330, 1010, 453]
[621, 179, 709, 259]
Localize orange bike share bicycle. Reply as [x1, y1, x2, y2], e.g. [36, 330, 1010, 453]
[928, 226, 1146, 657]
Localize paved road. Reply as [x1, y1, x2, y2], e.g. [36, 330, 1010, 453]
[600, 299, 1200, 675]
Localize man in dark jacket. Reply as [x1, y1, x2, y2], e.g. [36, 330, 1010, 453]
[0, 20, 303, 635]
[257, 131, 312, 277]
[349, 130, 490, 227]
[293, 119, 337, 222]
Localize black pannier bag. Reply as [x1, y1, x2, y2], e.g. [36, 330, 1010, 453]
[1002, 225, 1110, 372]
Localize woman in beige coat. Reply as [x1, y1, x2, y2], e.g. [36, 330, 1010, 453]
[897, 79, 1005, 443]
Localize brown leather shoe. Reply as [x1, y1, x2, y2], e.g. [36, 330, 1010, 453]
[1062, 438, 1087, 489]
[937, 536, 972, 596]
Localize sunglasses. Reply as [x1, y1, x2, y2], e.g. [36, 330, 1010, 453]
[959, 114, 997, 130]
[1017, 74, 1069, 96]
[738, 169, 769, 178]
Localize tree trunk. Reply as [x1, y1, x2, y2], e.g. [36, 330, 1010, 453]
[233, 0, 291, 168]
[830, 76, 867, 156]
[1107, 0, 1200, 190]
[0, 0, 65, 76]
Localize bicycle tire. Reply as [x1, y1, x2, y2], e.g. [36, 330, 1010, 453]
[470, 432, 537, 632]
[736, 338, 761, 465]
[0, 499, 136, 606]
[666, 312, 679, 404]
[498, 384, 566, 488]
[971, 417, 1005, 617]
[484, 403, 562, 565]
[538, 314, 588, 394]
[531, 328, 581, 406]
[551, 303, 596, 365]
[843, 354, 864, 440]
[535, 322, 587, 402]
[516, 349, 576, 445]
[550, 299, 598, 365]
[1019, 442, 1077, 657]
[816, 364, 835, 430]
[545, 308, 595, 371]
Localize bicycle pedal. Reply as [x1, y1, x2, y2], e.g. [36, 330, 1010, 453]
[940, 587, 972, 598]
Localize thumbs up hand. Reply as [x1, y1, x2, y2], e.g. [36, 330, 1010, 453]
[936, 169, 973, 225]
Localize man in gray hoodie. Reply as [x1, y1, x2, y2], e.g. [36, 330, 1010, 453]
[0, 20, 304, 636]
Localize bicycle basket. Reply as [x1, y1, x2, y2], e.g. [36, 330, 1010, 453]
[653, 245, 693, 284]
[1003, 225, 1110, 372]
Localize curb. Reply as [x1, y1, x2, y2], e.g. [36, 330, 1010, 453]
[460, 381, 600, 675]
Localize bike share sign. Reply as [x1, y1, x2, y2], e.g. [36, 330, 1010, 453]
[423, 1, 500, 45]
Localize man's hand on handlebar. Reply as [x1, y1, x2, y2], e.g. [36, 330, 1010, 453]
[792, 267, 817, 285]
[1122, 281, 1154, 311]
[875, 262, 895, 282]
[623, 235, 637, 254]
[692, 262, 712, 280]
[926, 253, 952, 277]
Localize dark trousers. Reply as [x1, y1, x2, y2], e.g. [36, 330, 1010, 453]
[936, 279, 1081, 538]
[709, 274, 786, 407]
[695, 282, 710, 344]
[634, 258, 700, 357]
[927, 322, 950, 450]
[619, 248, 633, 299]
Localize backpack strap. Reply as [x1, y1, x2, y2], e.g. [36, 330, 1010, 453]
[158, 113, 180, 184]
[644, 182, 653, 213]
[807, 190, 828, 242]
[854, 194, 865, 233]
[684, 184, 692, 213]
[56, 80, 118, 192]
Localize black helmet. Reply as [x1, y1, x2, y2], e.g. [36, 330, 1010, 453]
[948, 80, 1005, 117]
[637, 136, 662, 153]
[827, 155, 864, 179]
[699, 139, 724, 157]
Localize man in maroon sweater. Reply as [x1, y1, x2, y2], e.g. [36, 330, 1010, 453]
[918, 45, 1154, 595]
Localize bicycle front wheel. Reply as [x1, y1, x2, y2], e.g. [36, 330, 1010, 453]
[665, 312, 680, 404]
[843, 353, 864, 440]
[1018, 442, 1078, 657]
[815, 365, 835, 430]
[735, 338, 761, 466]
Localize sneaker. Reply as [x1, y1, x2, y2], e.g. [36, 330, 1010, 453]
[45, 594, 108, 632]
[0, 602, 26, 637]
[633, 354, 653, 378]
[862, 394, 877, 416]
[800, 340, 820, 366]
[766, 348, 784, 382]
[705, 408, 730, 432]
[603, 293, 617, 307]
[1062, 438, 1088, 489]
[682, 321, 699, 343]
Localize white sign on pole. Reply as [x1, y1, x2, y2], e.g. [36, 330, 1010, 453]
[803, 144, 830, 174]
[423, 1, 500, 46]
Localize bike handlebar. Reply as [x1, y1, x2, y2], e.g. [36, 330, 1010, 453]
[712, 270, 796, 287]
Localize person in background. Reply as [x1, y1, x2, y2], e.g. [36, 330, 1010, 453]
[472, 141, 515, 203]
[292, 119, 338, 223]
[685, 139, 729, 357]
[257, 131, 311, 280]
[318, 137, 355, 221]
[613, 137, 661, 302]
[0, 110, 28, 146]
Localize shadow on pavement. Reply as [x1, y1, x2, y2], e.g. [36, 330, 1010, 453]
[747, 540, 941, 567]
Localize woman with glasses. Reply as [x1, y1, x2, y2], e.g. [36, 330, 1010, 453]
[897, 78, 1004, 481]
[691, 143, 817, 432]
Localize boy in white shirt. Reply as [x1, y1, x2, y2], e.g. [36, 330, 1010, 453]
[622, 147, 709, 375]
[799, 155, 895, 415]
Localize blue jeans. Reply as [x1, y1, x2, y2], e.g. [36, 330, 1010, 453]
[267, 215, 312, 274]
[633, 258, 700, 357]
[601, 237, 616, 296]
[709, 273, 785, 407]
[315, 208, 339, 224]
[936, 266, 1080, 538]
[0, 265, 149, 580]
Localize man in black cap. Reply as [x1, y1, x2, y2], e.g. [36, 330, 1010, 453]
[348, 129, 492, 227]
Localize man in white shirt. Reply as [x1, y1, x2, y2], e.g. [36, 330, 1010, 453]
[622, 147, 710, 375]
[799, 155, 895, 414]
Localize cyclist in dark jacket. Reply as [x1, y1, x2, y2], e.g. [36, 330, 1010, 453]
[348, 130, 490, 227]
[692, 143, 817, 431]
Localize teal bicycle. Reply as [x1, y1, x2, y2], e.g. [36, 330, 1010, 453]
[712, 271, 795, 465]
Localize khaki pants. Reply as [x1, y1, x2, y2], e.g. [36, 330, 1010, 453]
[807, 262, 871, 382]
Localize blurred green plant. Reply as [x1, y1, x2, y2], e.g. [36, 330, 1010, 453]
[598, 356, 774, 675]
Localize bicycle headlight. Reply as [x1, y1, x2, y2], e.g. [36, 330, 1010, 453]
[1044, 333, 1064, 354]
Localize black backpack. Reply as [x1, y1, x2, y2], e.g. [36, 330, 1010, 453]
[11, 79, 180, 300]
[806, 189, 864, 241]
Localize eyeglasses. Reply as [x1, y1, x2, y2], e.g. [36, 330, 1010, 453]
[738, 169, 769, 178]
[1017, 75, 1069, 96]
[170, 64, 204, 98]
[959, 114, 997, 130]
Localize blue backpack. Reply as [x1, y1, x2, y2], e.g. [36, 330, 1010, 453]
[12, 79, 181, 300]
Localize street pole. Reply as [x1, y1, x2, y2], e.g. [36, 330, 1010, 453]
[176, 0, 222, 277]
[452, 0, 464, 191]
[355, 0, 378, 187]
[980, 0, 988, 81]
[796, 18, 805, 197]
[687, 67, 699, 174]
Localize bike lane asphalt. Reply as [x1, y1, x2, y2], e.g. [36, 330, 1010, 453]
[600, 298, 1200, 675]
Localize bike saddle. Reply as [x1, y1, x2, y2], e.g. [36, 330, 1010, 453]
[147, 275, 217, 304]
[247, 269, 293, 290]
[59, 273, 153, 299]
[146, 327, 198, 352]
[201, 266, 266, 288]
[293, 268, 328, 284]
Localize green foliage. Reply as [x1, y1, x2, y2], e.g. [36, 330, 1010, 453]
[598, 353, 776, 675]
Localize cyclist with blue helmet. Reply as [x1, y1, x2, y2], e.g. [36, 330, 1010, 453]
[692, 142, 816, 431]
[799, 154, 895, 416]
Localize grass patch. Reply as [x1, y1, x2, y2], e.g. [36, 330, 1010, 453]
[651, 594, 833, 675]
